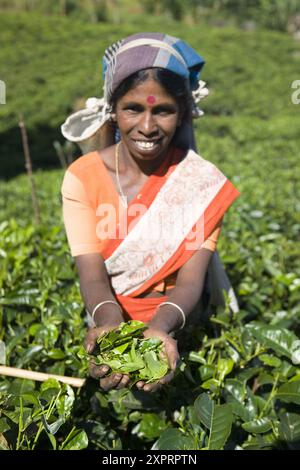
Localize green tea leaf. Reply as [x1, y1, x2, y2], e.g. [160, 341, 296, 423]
[152, 428, 195, 450]
[93, 321, 169, 383]
[258, 354, 282, 367]
[60, 429, 88, 450]
[242, 417, 273, 434]
[276, 380, 300, 405]
[217, 358, 234, 381]
[132, 413, 168, 440]
[246, 323, 299, 361]
[140, 350, 168, 381]
[194, 393, 233, 449]
[279, 413, 300, 442]
[194, 393, 213, 429]
[207, 404, 233, 450]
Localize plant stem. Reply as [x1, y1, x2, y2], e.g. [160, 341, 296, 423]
[59, 425, 76, 450]
[18, 114, 41, 226]
[16, 397, 24, 450]
[258, 373, 280, 419]
[31, 422, 44, 450]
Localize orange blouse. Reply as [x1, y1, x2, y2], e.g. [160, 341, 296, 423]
[61, 151, 223, 259]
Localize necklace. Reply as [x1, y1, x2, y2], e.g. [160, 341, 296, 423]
[115, 141, 128, 208]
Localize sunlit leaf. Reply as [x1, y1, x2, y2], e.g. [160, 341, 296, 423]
[151, 428, 195, 450]
[60, 429, 88, 450]
[276, 381, 300, 405]
[217, 358, 234, 381]
[194, 393, 233, 449]
[194, 393, 213, 429]
[279, 413, 300, 442]
[242, 417, 273, 434]
[246, 323, 299, 361]
[132, 413, 168, 441]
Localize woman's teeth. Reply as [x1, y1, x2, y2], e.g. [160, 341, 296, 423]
[135, 140, 156, 150]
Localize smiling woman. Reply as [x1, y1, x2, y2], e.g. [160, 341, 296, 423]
[60, 33, 240, 393]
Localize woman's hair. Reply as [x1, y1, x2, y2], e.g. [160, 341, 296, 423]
[110, 68, 192, 116]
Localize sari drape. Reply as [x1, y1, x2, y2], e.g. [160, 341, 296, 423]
[61, 146, 240, 322]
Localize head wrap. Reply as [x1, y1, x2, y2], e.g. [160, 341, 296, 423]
[103, 33, 204, 101]
[61, 33, 209, 150]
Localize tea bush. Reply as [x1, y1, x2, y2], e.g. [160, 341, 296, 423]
[1, 11, 299, 177]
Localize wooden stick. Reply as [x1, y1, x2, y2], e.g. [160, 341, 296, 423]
[18, 114, 41, 225]
[53, 140, 67, 169]
[0, 366, 85, 388]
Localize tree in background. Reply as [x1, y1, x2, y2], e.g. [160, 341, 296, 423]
[144, 0, 300, 31]
[0, 0, 299, 30]
[0, 0, 108, 22]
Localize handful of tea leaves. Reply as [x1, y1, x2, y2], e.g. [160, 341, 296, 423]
[89, 321, 169, 383]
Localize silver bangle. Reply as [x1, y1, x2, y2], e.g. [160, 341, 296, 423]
[157, 301, 186, 330]
[91, 300, 122, 323]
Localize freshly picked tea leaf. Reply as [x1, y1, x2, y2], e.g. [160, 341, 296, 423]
[86, 321, 169, 384]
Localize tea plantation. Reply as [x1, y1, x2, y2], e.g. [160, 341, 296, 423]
[0, 11, 300, 450]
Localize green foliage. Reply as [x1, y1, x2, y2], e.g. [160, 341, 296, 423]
[0, 0, 109, 22]
[0, 11, 300, 451]
[1, 1, 299, 30]
[0, 141, 300, 448]
[0, 378, 87, 450]
[1, 10, 300, 178]
[194, 393, 233, 449]
[253, 0, 300, 31]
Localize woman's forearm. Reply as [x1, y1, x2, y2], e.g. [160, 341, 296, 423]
[148, 283, 204, 333]
[148, 248, 213, 333]
[75, 254, 125, 327]
[80, 279, 124, 326]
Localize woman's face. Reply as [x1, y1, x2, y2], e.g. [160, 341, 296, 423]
[115, 78, 181, 162]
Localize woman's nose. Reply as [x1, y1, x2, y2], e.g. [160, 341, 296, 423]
[138, 112, 158, 135]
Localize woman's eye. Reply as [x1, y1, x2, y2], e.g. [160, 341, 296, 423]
[154, 107, 176, 115]
[124, 105, 142, 113]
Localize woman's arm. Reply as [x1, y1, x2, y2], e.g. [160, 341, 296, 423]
[135, 247, 213, 392]
[148, 217, 222, 334]
[75, 252, 124, 328]
[75, 253, 130, 391]
[148, 247, 213, 333]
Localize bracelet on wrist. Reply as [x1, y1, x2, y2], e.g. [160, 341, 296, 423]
[90, 300, 123, 324]
[156, 301, 186, 331]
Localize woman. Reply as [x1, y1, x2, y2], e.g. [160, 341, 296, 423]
[61, 33, 240, 392]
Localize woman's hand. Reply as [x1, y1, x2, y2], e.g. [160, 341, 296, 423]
[85, 325, 130, 391]
[135, 327, 179, 393]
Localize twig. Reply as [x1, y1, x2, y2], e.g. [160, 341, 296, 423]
[18, 114, 41, 225]
[53, 140, 67, 169]
[65, 141, 74, 165]
[0, 365, 85, 388]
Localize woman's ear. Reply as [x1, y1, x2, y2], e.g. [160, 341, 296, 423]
[110, 113, 117, 122]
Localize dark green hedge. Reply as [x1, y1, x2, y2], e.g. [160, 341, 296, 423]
[0, 11, 299, 178]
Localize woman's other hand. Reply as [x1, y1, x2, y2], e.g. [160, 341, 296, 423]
[135, 327, 179, 393]
[85, 325, 130, 391]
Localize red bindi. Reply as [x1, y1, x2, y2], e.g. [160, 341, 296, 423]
[147, 95, 156, 104]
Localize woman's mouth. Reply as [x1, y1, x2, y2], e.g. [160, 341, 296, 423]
[133, 139, 161, 151]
